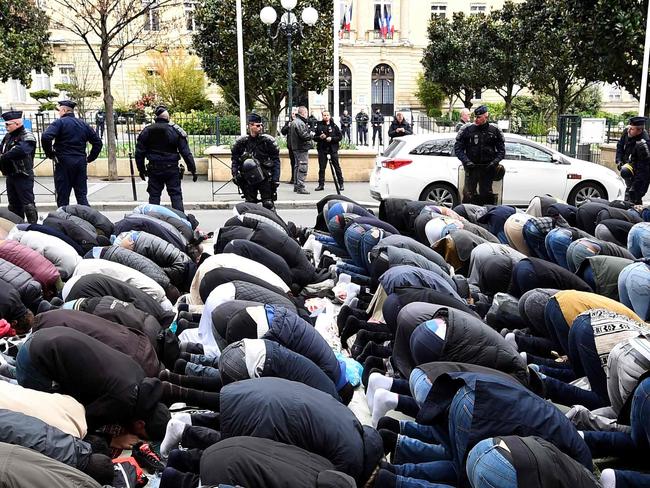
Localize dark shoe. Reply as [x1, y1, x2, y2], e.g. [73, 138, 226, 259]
[315, 185, 325, 191]
[339, 185, 344, 191]
[288, 179, 295, 185]
[295, 188, 310, 195]
[132, 441, 165, 473]
[173, 358, 188, 374]
[50, 297, 64, 306]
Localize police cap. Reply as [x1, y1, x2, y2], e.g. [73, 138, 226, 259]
[628, 116, 647, 127]
[474, 105, 488, 116]
[154, 105, 169, 117]
[1, 111, 22, 121]
[58, 100, 77, 109]
[247, 113, 262, 124]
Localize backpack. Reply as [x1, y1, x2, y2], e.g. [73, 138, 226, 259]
[112, 457, 148, 488]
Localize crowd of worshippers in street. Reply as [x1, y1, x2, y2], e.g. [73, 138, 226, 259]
[0, 184, 649, 487]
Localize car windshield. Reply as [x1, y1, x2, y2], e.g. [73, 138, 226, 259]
[382, 140, 404, 157]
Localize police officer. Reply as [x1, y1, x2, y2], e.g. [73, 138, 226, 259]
[371, 108, 384, 146]
[135, 105, 197, 212]
[355, 108, 369, 146]
[231, 113, 281, 209]
[41, 100, 103, 208]
[314, 110, 344, 192]
[617, 116, 650, 204]
[454, 105, 505, 205]
[0, 111, 38, 223]
[340, 110, 352, 142]
[280, 107, 298, 184]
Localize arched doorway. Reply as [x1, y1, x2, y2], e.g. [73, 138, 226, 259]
[371, 63, 394, 116]
[328, 64, 352, 115]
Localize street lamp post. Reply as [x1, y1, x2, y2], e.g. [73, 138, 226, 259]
[260, 0, 318, 119]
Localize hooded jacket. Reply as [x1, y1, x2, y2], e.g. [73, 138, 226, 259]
[379, 265, 461, 301]
[433, 229, 489, 275]
[0, 240, 60, 296]
[33, 309, 161, 377]
[43, 211, 107, 253]
[0, 409, 92, 470]
[27, 327, 160, 430]
[0, 257, 42, 308]
[92, 246, 170, 290]
[199, 267, 292, 305]
[0, 281, 26, 322]
[0, 442, 101, 488]
[415, 364, 592, 487]
[7, 228, 81, 281]
[64, 274, 175, 327]
[234, 202, 292, 234]
[59, 204, 114, 237]
[219, 378, 383, 484]
[223, 239, 294, 288]
[200, 437, 356, 488]
[114, 214, 187, 252]
[509, 257, 593, 298]
[370, 245, 454, 290]
[19, 222, 84, 255]
[378, 234, 450, 273]
[578, 255, 633, 301]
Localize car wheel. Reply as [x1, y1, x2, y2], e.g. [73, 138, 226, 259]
[568, 181, 607, 207]
[419, 183, 459, 208]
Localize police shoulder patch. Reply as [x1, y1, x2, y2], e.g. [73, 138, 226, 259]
[22, 132, 37, 143]
[170, 122, 188, 138]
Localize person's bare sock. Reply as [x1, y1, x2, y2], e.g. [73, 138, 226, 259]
[600, 469, 616, 488]
[160, 419, 187, 458]
[371, 389, 399, 427]
[367, 373, 394, 413]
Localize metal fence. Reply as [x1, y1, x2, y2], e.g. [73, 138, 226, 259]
[29, 112, 224, 159]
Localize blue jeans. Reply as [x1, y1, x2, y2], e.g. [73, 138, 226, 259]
[394, 476, 455, 488]
[394, 436, 450, 465]
[584, 377, 650, 458]
[627, 222, 650, 258]
[344, 223, 371, 269]
[567, 314, 608, 403]
[566, 239, 600, 273]
[578, 263, 596, 290]
[393, 386, 474, 485]
[15, 337, 56, 392]
[608, 470, 650, 488]
[466, 438, 517, 488]
[545, 228, 574, 270]
[618, 262, 650, 321]
[400, 421, 443, 444]
[410, 368, 433, 407]
[186, 353, 219, 367]
[185, 363, 220, 378]
[544, 297, 569, 354]
[522, 220, 550, 260]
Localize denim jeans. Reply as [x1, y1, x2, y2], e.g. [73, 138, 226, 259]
[185, 363, 220, 378]
[522, 220, 551, 261]
[578, 263, 596, 290]
[627, 222, 650, 259]
[393, 386, 474, 485]
[545, 228, 574, 270]
[584, 378, 650, 458]
[618, 262, 650, 321]
[567, 314, 608, 403]
[608, 470, 650, 488]
[465, 438, 517, 488]
[344, 223, 371, 270]
[544, 297, 569, 354]
[187, 353, 219, 368]
[400, 421, 443, 444]
[566, 239, 600, 273]
[15, 337, 56, 392]
[410, 368, 433, 407]
[542, 374, 608, 410]
[394, 436, 450, 465]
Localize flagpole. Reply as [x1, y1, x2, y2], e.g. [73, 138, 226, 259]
[333, 1, 341, 122]
[236, 0, 247, 136]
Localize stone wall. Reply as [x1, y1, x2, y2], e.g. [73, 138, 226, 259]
[33, 157, 210, 178]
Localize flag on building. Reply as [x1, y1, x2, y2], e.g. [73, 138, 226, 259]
[385, 5, 394, 37]
[343, 3, 352, 32]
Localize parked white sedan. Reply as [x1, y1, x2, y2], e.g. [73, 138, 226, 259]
[369, 133, 626, 207]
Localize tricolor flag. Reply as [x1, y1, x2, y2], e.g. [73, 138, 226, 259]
[343, 3, 352, 32]
[385, 6, 394, 37]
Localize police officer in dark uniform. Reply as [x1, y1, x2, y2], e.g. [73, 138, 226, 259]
[371, 108, 384, 146]
[231, 113, 280, 210]
[135, 105, 197, 212]
[41, 100, 103, 208]
[616, 116, 650, 204]
[355, 108, 369, 146]
[314, 110, 344, 192]
[0, 111, 38, 222]
[454, 105, 505, 205]
[340, 110, 352, 141]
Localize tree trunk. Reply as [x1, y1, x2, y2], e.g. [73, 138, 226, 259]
[462, 88, 473, 108]
[101, 58, 118, 180]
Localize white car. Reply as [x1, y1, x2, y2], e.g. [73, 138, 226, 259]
[369, 133, 626, 207]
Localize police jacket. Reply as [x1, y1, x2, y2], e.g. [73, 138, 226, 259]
[289, 115, 313, 152]
[340, 114, 352, 128]
[314, 120, 342, 153]
[231, 133, 280, 182]
[371, 112, 384, 128]
[280, 120, 292, 149]
[388, 119, 413, 141]
[454, 122, 505, 168]
[41, 113, 102, 162]
[355, 112, 369, 127]
[0, 126, 36, 176]
[624, 131, 650, 176]
[135, 118, 196, 173]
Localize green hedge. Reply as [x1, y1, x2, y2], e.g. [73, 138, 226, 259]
[172, 111, 241, 136]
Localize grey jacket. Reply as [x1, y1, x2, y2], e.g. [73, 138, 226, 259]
[0, 442, 100, 488]
[0, 257, 42, 307]
[289, 115, 313, 152]
[0, 409, 92, 470]
[133, 231, 194, 289]
[98, 246, 171, 290]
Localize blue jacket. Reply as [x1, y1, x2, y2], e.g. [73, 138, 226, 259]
[379, 265, 461, 300]
[41, 113, 102, 164]
[416, 365, 592, 486]
[263, 305, 347, 391]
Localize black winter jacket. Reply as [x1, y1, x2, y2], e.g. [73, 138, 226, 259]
[454, 122, 505, 168]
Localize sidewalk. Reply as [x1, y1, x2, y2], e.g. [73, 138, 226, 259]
[2, 177, 378, 211]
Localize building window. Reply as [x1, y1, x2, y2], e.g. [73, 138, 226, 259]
[143, 0, 160, 31]
[430, 2, 446, 19]
[185, 1, 196, 31]
[373, 0, 394, 39]
[8, 79, 27, 103]
[328, 64, 353, 115]
[371, 63, 394, 116]
[469, 2, 486, 14]
[608, 86, 622, 101]
[33, 71, 51, 91]
[59, 65, 76, 84]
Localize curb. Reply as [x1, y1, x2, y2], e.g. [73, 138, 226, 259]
[32, 200, 380, 212]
